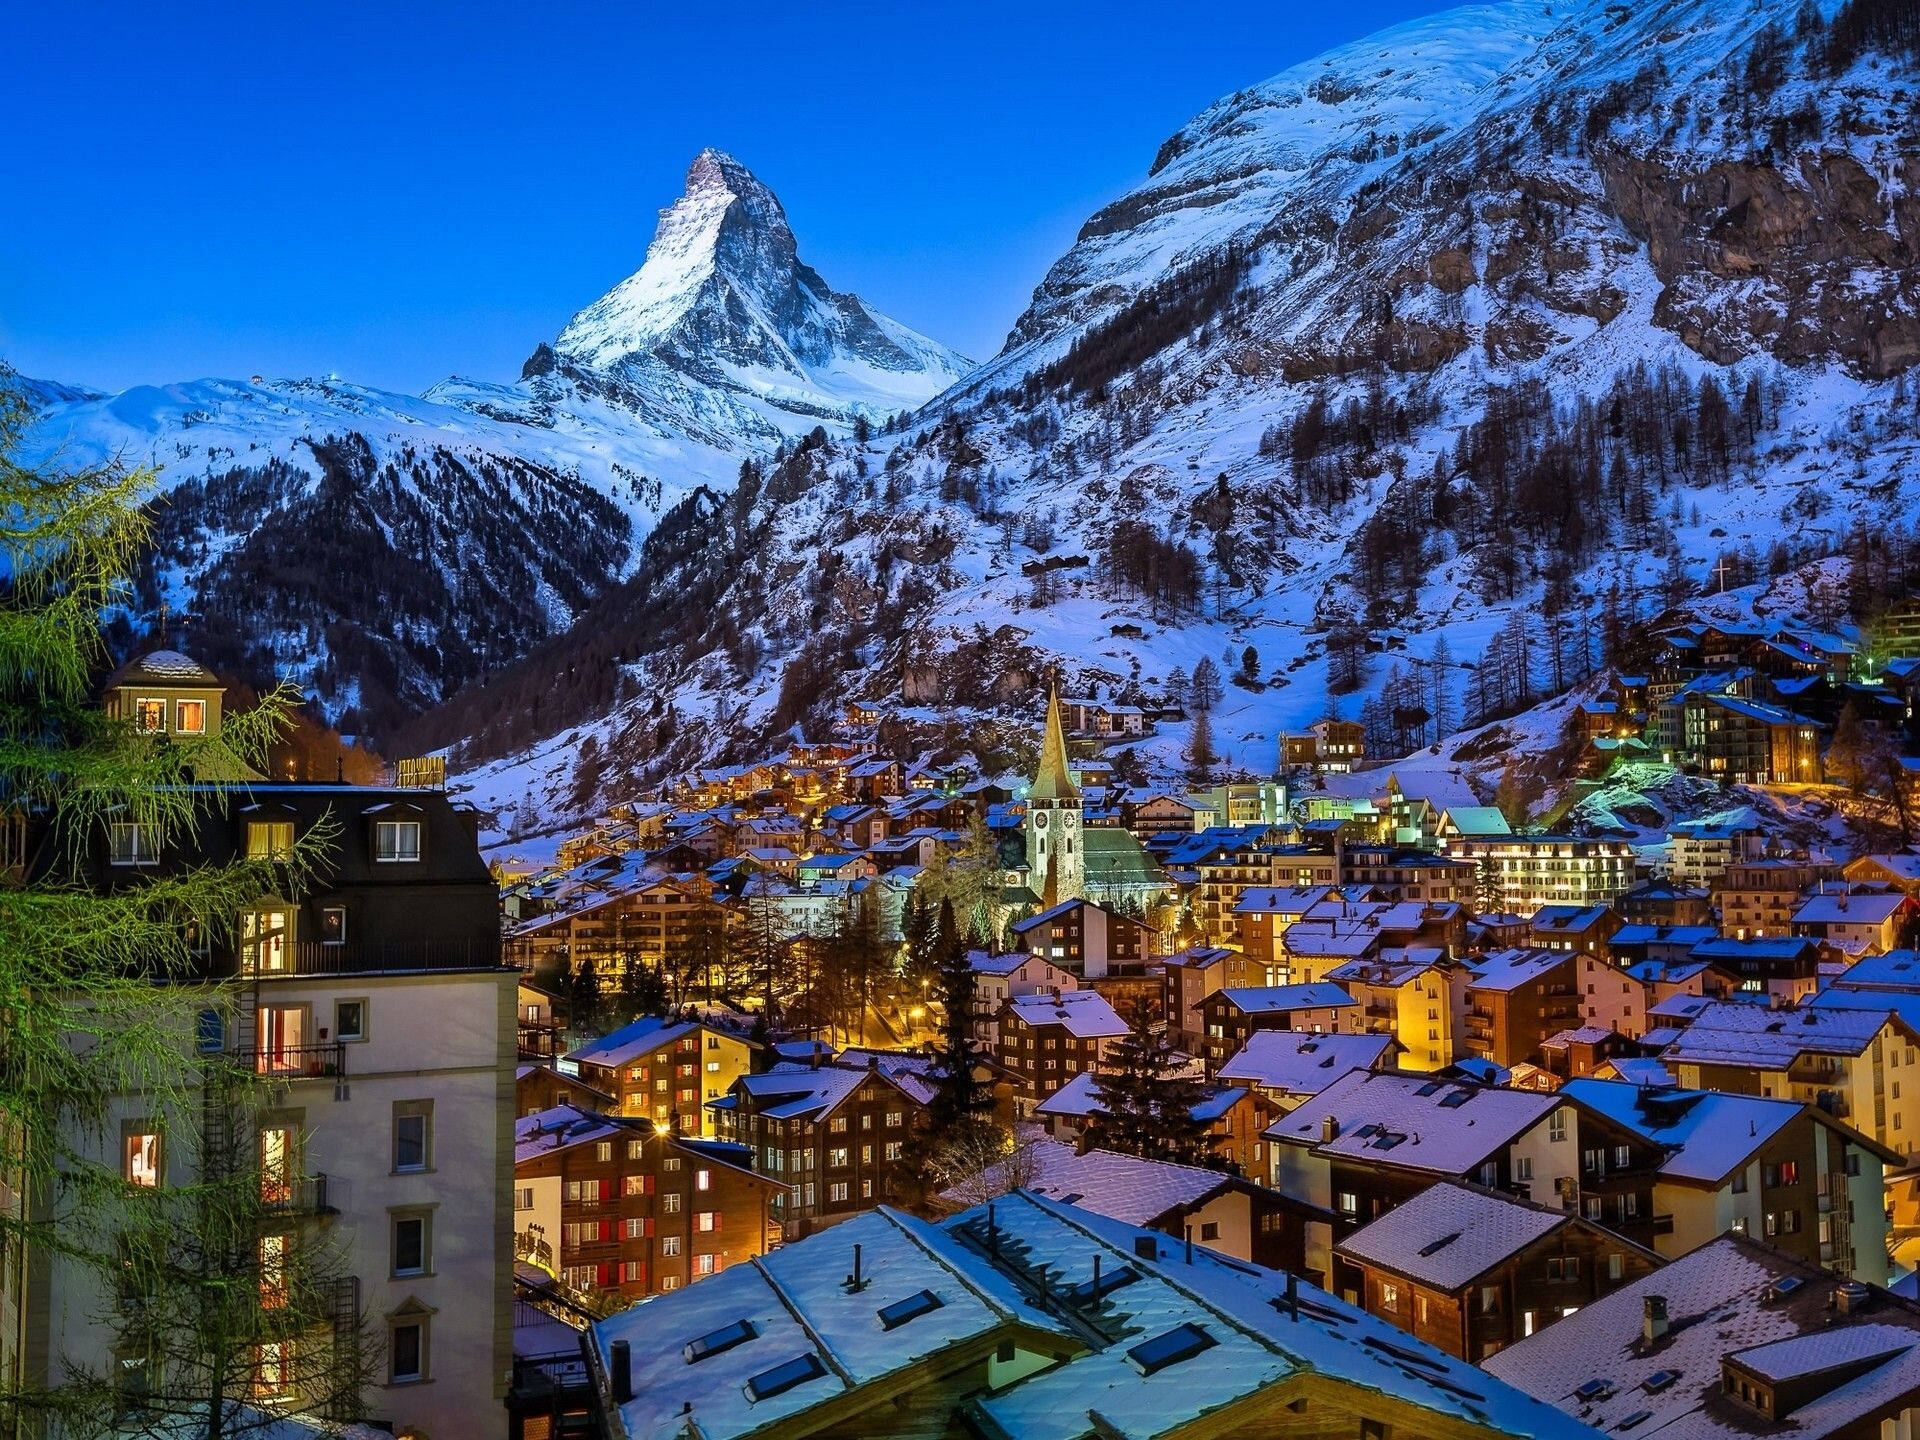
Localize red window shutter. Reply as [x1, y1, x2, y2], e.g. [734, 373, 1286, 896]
[713, 1212, 723, 1233]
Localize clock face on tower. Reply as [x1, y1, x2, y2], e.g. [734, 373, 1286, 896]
[1033, 811, 1049, 830]
[1063, 812, 1078, 829]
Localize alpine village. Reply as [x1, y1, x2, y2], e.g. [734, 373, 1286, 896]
[13, 2, 1920, 1439]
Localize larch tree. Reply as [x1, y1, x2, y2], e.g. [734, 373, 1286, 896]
[0, 366, 370, 1436]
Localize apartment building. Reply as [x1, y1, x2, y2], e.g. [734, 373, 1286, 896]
[36, 776, 517, 1439]
[566, 1016, 754, 1138]
[513, 1104, 781, 1302]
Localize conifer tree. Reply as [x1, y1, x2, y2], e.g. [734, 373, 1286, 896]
[0, 367, 367, 1434]
[1085, 1002, 1219, 1168]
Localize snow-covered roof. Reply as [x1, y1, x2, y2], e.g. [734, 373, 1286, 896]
[1336, 1181, 1571, 1290]
[1231, 884, 1338, 915]
[1213, 983, 1356, 1015]
[1216, 1030, 1395, 1095]
[1007, 989, 1128, 1039]
[736, 1058, 934, 1119]
[945, 1140, 1236, 1228]
[1266, 1069, 1559, 1174]
[1558, 1079, 1810, 1184]
[1793, 889, 1906, 926]
[1467, 947, 1575, 993]
[1439, 805, 1512, 836]
[1483, 1235, 1920, 1440]
[1662, 1002, 1906, 1069]
[1034, 1071, 1243, 1125]
[565, 1015, 697, 1069]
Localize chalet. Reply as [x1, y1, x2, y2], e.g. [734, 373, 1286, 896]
[995, 990, 1129, 1106]
[1262, 1069, 1665, 1288]
[1483, 1234, 1920, 1440]
[1337, 1180, 1662, 1361]
[1791, 883, 1913, 957]
[1464, 949, 1584, 1068]
[965, 950, 1077, 1048]
[516, 1063, 614, 1118]
[1616, 877, 1713, 927]
[1716, 857, 1837, 939]
[1009, 895, 1155, 978]
[1126, 792, 1201, 836]
[1282, 718, 1366, 773]
[1216, 1029, 1397, 1112]
[1844, 852, 1920, 897]
[1688, 935, 1823, 1003]
[716, 1056, 934, 1238]
[1196, 984, 1359, 1069]
[1158, 945, 1252, 1052]
[944, 1139, 1320, 1272]
[1528, 903, 1622, 953]
[514, 1104, 782, 1301]
[1232, 884, 1340, 978]
[567, 1016, 755, 1138]
[1031, 1070, 1275, 1177]
[1537, 1026, 1646, 1082]
[1559, 1080, 1896, 1280]
[1577, 950, 1728, 1040]
[1434, 806, 1513, 845]
[589, 1193, 1599, 1440]
[1661, 1002, 1920, 1162]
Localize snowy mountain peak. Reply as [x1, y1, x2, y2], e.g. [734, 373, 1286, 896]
[546, 148, 969, 420]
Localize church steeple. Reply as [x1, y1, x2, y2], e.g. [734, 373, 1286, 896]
[1025, 684, 1083, 906]
[1030, 685, 1079, 805]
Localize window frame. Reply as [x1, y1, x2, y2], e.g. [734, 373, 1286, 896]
[173, 698, 207, 736]
[334, 997, 368, 1044]
[390, 1209, 433, 1279]
[373, 818, 424, 865]
[392, 1100, 433, 1174]
[109, 821, 160, 868]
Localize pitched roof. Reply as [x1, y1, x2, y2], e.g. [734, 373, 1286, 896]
[1336, 1181, 1575, 1290]
[1483, 1234, 1920, 1440]
[1558, 1079, 1811, 1183]
[1007, 989, 1128, 1039]
[1662, 1002, 1905, 1068]
[944, 1140, 1236, 1228]
[565, 1015, 698, 1069]
[1216, 1030, 1396, 1095]
[1213, 983, 1357, 1015]
[1266, 1069, 1559, 1174]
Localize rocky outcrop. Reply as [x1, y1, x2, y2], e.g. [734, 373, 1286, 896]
[1598, 146, 1920, 376]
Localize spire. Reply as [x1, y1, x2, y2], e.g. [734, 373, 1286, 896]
[1030, 685, 1079, 804]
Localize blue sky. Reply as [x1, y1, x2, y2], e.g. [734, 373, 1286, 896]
[4, 2, 1450, 394]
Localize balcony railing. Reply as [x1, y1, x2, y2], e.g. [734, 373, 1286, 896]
[254, 1041, 345, 1079]
[262, 1173, 332, 1215]
[237, 938, 501, 978]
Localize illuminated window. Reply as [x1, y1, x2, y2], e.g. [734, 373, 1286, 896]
[123, 1128, 162, 1188]
[246, 821, 294, 860]
[174, 699, 207, 735]
[133, 698, 166, 733]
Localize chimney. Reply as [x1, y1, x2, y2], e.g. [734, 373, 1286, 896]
[610, 1339, 633, 1403]
[1322, 1114, 1340, 1143]
[1643, 1295, 1669, 1346]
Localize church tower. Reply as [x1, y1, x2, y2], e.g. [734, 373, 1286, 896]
[1025, 686, 1084, 906]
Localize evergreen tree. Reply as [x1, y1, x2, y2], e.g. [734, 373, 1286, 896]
[1085, 1003, 1219, 1168]
[570, 956, 605, 1036]
[1186, 709, 1219, 786]
[0, 367, 368, 1434]
[1190, 656, 1224, 712]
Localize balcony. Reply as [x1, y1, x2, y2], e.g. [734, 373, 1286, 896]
[1652, 1214, 1675, 1236]
[262, 1172, 333, 1216]
[253, 1041, 345, 1079]
[238, 938, 501, 978]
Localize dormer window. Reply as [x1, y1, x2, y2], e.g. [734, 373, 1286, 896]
[109, 822, 159, 867]
[246, 821, 294, 861]
[374, 819, 422, 864]
[174, 699, 206, 735]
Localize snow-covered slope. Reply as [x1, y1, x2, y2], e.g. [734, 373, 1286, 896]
[427, 0, 1920, 854]
[14, 151, 967, 736]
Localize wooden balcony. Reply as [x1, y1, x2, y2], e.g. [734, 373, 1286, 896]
[239, 938, 501, 977]
[253, 1041, 345, 1079]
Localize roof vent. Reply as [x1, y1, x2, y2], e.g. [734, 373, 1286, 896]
[1764, 1275, 1806, 1304]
